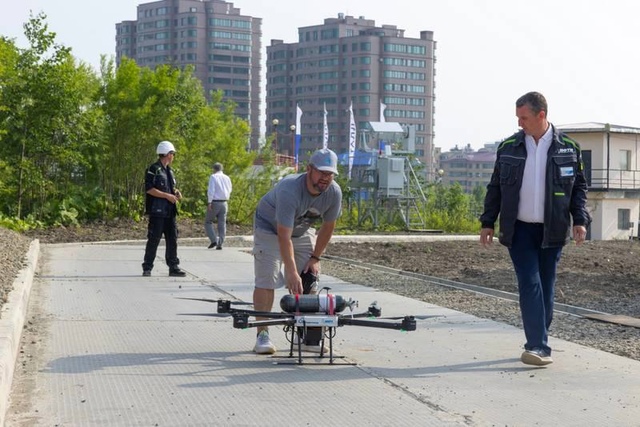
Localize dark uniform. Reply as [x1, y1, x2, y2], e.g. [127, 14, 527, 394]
[142, 160, 181, 274]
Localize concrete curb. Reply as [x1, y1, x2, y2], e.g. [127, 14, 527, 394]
[0, 239, 39, 427]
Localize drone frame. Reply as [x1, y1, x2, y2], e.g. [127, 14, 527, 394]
[183, 288, 418, 365]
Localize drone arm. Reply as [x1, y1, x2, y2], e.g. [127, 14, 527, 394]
[338, 316, 416, 331]
[232, 314, 294, 329]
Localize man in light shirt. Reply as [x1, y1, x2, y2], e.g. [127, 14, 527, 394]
[480, 92, 591, 366]
[205, 162, 232, 250]
[251, 148, 342, 355]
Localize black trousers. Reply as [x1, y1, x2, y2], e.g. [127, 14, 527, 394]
[142, 215, 179, 271]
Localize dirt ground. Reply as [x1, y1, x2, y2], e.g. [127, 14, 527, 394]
[17, 218, 640, 318]
[326, 239, 640, 317]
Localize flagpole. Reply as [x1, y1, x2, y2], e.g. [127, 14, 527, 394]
[323, 102, 329, 149]
[295, 104, 303, 171]
[348, 101, 356, 180]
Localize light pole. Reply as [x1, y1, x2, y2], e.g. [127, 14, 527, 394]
[271, 119, 296, 167]
[271, 118, 279, 154]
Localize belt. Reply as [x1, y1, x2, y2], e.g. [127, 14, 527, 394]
[211, 200, 227, 202]
[517, 220, 543, 226]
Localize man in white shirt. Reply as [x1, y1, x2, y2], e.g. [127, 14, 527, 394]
[205, 162, 232, 250]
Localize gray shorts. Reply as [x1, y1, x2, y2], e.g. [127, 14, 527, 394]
[253, 228, 316, 289]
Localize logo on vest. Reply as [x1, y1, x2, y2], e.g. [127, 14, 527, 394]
[557, 147, 575, 154]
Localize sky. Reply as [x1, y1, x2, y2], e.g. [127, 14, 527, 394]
[2, 0, 640, 151]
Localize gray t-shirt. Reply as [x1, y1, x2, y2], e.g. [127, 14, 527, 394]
[254, 173, 342, 237]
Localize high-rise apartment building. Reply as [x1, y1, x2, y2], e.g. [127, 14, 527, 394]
[266, 14, 436, 169]
[115, 0, 262, 148]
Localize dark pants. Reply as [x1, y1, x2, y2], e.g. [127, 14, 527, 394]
[142, 215, 179, 271]
[508, 221, 563, 355]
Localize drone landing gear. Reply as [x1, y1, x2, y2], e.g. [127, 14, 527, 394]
[272, 324, 355, 365]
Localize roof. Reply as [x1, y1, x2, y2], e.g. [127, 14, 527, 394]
[440, 151, 496, 163]
[337, 149, 377, 167]
[368, 122, 404, 133]
[557, 122, 640, 134]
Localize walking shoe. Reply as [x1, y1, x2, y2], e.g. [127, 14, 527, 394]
[521, 349, 553, 366]
[208, 242, 216, 249]
[142, 270, 151, 277]
[216, 245, 222, 250]
[254, 330, 276, 354]
[169, 268, 187, 277]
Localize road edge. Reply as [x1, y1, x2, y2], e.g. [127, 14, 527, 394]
[0, 239, 39, 427]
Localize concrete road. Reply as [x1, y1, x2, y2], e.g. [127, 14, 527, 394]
[3, 241, 639, 426]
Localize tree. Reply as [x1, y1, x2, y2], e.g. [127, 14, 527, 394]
[98, 60, 254, 219]
[0, 13, 101, 224]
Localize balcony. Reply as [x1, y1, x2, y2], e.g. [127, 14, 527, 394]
[587, 168, 640, 191]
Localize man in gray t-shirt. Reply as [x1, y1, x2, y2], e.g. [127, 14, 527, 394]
[252, 148, 342, 354]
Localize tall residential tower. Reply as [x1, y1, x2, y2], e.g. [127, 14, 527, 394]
[266, 14, 436, 170]
[115, 0, 262, 148]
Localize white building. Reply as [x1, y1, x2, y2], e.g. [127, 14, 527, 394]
[558, 122, 640, 240]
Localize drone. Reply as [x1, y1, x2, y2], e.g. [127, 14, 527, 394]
[181, 285, 426, 365]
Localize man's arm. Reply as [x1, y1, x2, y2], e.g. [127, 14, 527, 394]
[207, 175, 215, 205]
[479, 153, 502, 247]
[147, 187, 179, 204]
[301, 220, 337, 275]
[569, 147, 591, 228]
[311, 220, 336, 260]
[276, 223, 303, 294]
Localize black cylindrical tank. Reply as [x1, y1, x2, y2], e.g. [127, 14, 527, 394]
[280, 294, 348, 314]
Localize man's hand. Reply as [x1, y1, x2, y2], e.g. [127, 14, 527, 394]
[165, 193, 179, 204]
[480, 228, 494, 248]
[573, 225, 587, 246]
[285, 269, 303, 295]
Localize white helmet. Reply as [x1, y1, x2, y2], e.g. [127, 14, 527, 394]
[156, 140, 176, 155]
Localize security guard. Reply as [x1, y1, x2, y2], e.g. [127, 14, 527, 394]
[142, 141, 186, 277]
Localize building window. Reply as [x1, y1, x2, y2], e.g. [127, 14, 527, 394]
[618, 208, 631, 230]
[620, 150, 631, 171]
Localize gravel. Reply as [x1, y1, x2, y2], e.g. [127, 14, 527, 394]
[323, 260, 640, 362]
[0, 228, 32, 314]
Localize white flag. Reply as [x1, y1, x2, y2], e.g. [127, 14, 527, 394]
[348, 101, 356, 180]
[295, 104, 303, 170]
[322, 103, 328, 149]
[380, 101, 387, 122]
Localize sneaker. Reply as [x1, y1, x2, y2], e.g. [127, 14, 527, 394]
[208, 242, 216, 249]
[521, 349, 553, 366]
[142, 270, 151, 277]
[169, 268, 187, 277]
[254, 330, 276, 354]
[216, 245, 222, 250]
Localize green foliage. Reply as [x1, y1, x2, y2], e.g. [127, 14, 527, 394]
[423, 183, 481, 233]
[0, 12, 102, 222]
[0, 213, 43, 232]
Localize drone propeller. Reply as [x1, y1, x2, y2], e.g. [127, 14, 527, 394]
[376, 314, 442, 320]
[177, 297, 253, 306]
[177, 312, 232, 318]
